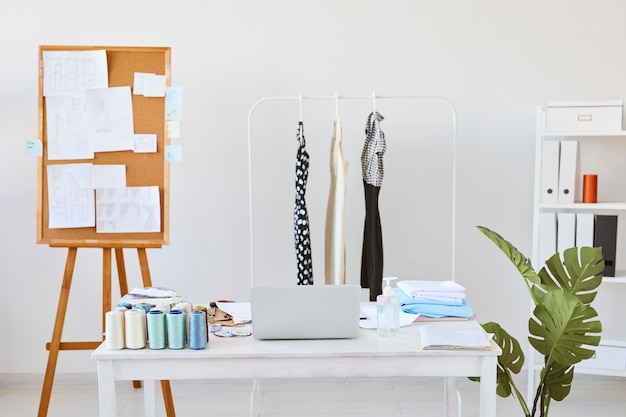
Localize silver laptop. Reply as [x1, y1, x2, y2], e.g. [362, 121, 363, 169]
[250, 284, 361, 340]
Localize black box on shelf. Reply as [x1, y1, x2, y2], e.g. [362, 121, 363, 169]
[594, 214, 618, 277]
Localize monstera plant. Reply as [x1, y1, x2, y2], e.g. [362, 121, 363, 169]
[474, 226, 604, 417]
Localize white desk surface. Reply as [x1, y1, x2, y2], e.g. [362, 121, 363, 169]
[92, 320, 500, 417]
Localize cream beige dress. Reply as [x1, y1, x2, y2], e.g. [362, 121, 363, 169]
[325, 120, 349, 285]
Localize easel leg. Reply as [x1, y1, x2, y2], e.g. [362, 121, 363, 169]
[115, 248, 128, 295]
[136, 248, 176, 417]
[102, 248, 112, 336]
[38, 247, 78, 417]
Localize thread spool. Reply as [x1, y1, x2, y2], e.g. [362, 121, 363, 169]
[135, 302, 152, 314]
[583, 174, 598, 203]
[105, 310, 125, 349]
[174, 302, 192, 342]
[124, 309, 146, 349]
[146, 310, 166, 349]
[189, 310, 208, 350]
[193, 305, 208, 314]
[167, 310, 186, 349]
[155, 303, 171, 314]
[193, 306, 210, 341]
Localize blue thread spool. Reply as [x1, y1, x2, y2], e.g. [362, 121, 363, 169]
[189, 310, 207, 350]
[147, 310, 166, 349]
[135, 303, 152, 314]
[167, 309, 186, 349]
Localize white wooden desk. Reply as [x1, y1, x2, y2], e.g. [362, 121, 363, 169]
[92, 321, 500, 417]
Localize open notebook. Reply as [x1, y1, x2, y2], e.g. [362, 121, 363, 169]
[250, 284, 361, 340]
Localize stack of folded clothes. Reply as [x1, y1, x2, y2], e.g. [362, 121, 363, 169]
[394, 280, 474, 319]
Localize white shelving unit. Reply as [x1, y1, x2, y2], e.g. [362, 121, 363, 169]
[528, 105, 626, 401]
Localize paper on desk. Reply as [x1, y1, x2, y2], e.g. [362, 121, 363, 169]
[217, 302, 252, 324]
[358, 304, 418, 329]
[420, 323, 493, 350]
[119, 287, 186, 306]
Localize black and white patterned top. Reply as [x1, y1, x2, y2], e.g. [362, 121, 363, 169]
[294, 121, 313, 285]
[361, 111, 386, 187]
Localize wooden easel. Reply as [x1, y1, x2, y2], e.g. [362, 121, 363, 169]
[37, 246, 176, 417]
[36, 45, 174, 417]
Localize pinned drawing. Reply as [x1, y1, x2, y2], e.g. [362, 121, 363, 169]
[42, 50, 108, 97]
[46, 163, 95, 229]
[86, 86, 135, 153]
[96, 186, 161, 233]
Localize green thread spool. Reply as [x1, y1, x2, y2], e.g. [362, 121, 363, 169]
[167, 309, 186, 349]
[147, 310, 166, 349]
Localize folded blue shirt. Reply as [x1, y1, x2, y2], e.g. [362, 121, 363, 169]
[394, 288, 474, 318]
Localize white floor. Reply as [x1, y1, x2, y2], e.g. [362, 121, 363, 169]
[1, 373, 626, 417]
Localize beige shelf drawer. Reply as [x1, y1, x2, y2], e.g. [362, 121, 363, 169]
[577, 344, 626, 371]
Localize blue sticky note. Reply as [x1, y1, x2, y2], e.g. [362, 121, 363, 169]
[165, 86, 182, 121]
[165, 145, 182, 162]
[25, 139, 43, 156]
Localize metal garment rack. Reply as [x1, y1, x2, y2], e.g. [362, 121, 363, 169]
[246, 93, 458, 287]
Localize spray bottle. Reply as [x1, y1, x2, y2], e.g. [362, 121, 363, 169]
[377, 276, 400, 337]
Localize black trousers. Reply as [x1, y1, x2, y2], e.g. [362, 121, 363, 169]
[361, 181, 383, 301]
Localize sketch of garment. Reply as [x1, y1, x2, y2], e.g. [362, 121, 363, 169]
[94, 100, 112, 132]
[294, 121, 313, 285]
[360, 111, 386, 301]
[96, 186, 160, 233]
[325, 120, 348, 285]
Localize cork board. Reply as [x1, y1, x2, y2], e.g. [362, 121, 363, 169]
[36, 45, 171, 247]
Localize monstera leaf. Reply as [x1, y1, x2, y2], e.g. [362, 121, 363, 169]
[529, 290, 601, 366]
[477, 322, 525, 398]
[539, 361, 574, 402]
[540, 247, 604, 305]
[476, 226, 541, 298]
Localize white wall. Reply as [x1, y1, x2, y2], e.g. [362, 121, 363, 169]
[1, 0, 626, 374]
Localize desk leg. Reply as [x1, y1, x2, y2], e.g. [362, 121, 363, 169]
[443, 377, 459, 417]
[480, 356, 497, 417]
[97, 360, 116, 417]
[249, 378, 261, 417]
[144, 380, 156, 417]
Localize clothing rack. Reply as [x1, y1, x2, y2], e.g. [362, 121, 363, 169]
[246, 93, 458, 287]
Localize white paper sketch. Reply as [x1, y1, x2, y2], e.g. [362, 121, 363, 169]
[90, 165, 126, 188]
[45, 95, 93, 160]
[143, 75, 166, 97]
[133, 134, 157, 153]
[47, 164, 95, 229]
[132, 72, 154, 95]
[96, 186, 160, 233]
[42, 50, 108, 97]
[86, 86, 135, 153]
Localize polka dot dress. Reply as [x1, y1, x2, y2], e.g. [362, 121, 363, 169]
[294, 121, 313, 285]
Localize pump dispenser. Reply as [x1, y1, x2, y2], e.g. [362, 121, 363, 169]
[377, 277, 400, 337]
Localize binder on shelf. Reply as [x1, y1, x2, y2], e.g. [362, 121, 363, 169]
[538, 212, 557, 268]
[557, 212, 576, 254]
[594, 214, 618, 277]
[575, 212, 595, 248]
[540, 140, 560, 203]
[557, 140, 579, 204]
